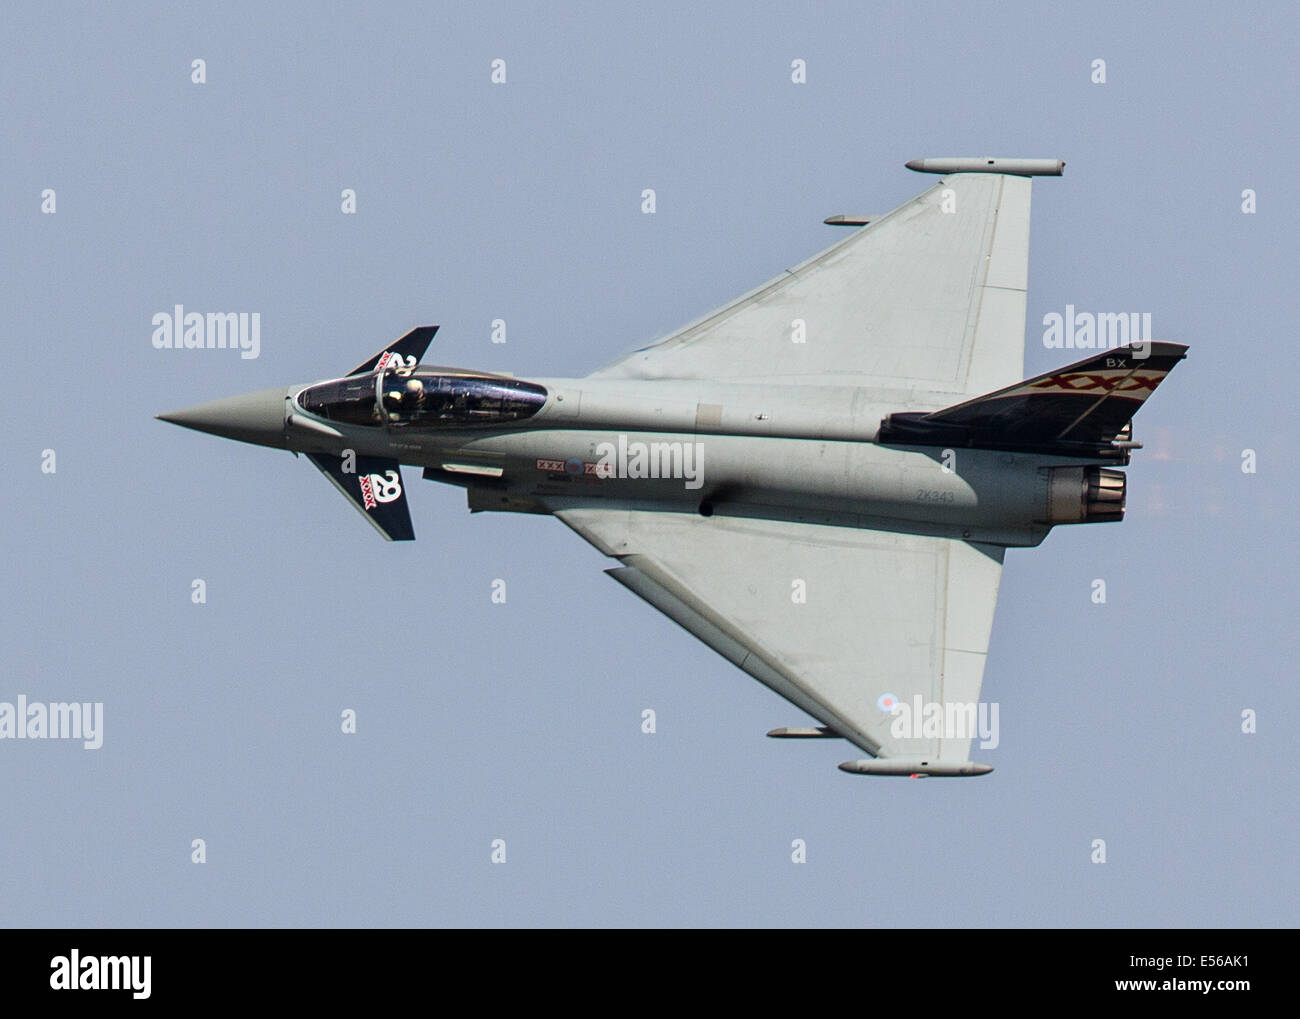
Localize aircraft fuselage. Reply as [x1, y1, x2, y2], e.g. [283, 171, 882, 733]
[270, 373, 1123, 547]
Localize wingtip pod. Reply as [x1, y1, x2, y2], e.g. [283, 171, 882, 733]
[838, 759, 994, 777]
[906, 157, 1064, 177]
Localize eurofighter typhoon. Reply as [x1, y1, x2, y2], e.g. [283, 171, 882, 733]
[159, 158, 1186, 777]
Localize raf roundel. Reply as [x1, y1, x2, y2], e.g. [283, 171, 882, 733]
[877, 693, 899, 713]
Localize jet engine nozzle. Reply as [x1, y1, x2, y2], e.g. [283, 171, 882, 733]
[1041, 466, 1126, 525]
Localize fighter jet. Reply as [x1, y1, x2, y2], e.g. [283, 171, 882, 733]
[158, 157, 1186, 777]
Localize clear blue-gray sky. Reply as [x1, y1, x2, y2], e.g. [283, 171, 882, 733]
[3, 1, 1296, 927]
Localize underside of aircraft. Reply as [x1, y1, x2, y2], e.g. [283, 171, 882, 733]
[160, 158, 1186, 777]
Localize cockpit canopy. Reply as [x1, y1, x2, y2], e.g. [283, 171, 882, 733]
[297, 369, 548, 429]
[297, 374, 378, 426]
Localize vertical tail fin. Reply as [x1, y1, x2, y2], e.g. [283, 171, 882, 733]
[880, 342, 1188, 456]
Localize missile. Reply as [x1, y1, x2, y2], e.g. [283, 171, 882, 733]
[905, 157, 1065, 177]
[766, 726, 839, 738]
[822, 214, 877, 227]
[838, 758, 994, 777]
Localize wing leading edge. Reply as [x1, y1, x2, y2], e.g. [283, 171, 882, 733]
[589, 168, 1045, 397]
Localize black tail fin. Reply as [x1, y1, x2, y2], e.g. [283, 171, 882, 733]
[880, 342, 1187, 458]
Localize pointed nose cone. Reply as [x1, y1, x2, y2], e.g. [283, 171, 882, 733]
[157, 386, 289, 448]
